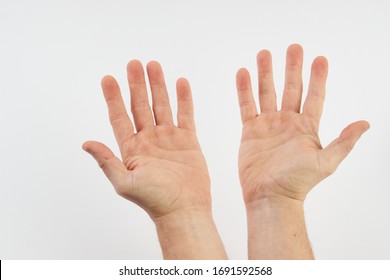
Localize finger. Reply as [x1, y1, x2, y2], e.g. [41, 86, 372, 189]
[236, 68, 258, 124]
[101, 76, 134, 151]
[127, 60, 154, 131]
[282, 44, 304, 112]
[257, 50, 277, 113]
[318, 121, 370, 176]
[146, 61, 174, 126]
[82, 141, 129, 186]
[303, 56, 328, 132]
[176, 77, 195, 131]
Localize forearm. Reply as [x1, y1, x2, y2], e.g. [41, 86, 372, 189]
[246, 196, 313, 260]
[153, 208, 228, 260]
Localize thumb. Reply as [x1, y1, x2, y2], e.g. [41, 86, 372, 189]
[82, 140, 128, 184]
[320, 120, 370, 175]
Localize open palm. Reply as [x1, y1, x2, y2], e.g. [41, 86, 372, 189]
[83, 61, 210, 219]
[236, 44, 369, 202]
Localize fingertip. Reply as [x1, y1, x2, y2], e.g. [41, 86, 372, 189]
[101, 75, 114, 82]
[82, 141, 89, 152]
[257, 49, 272, 60]
[286, 44, 304, 64]
[236, 67, 249, 79]
[176, 78, 192, 101]
[236, 68, 251, 90]
[353, 120, 371, 131]
[146, 60, 162, 77]
[82, 140, 100, 154]
[127, 59, 143, 70]
[313, 55, 328, 69]
[287, 43, 303, 53]
[101, 76, 121, 101]
[177, 76, 189, 83]
[146, 60, 162, 70]
[101, 75, 117, 87]
[146, 60, 164, 84]
[356, 121, 370, 138]
[176, 77, 190, 91]
[127, 59, 145, 83]
[361, 120, 371, 132]
[309, 56, 328, 80]
[315, 55, 328, 62]
[257, 49, 273, 69]
[176, 77, 191, 100]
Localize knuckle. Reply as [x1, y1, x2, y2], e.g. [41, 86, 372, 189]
[97, 159, 106, 170]
[131, 100, 150, 111]
[343, 141, 354, 153]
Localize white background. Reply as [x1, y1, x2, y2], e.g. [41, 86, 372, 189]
[0, 0, 389, 259]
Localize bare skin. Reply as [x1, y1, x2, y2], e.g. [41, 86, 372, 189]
[83, 60, 227, 259]
[82, 45, 368, 260]
[236, 44, 369, 259]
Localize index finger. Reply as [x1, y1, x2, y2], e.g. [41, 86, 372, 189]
[302, 56, 328, 132]
[101, 75, 134, 150]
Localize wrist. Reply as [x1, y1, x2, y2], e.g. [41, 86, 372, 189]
[245, 194, 304, 214]
[152, 206, 213, 227]
[153, 207, 227, 259]
[244, 192, 306, 228]
[245, 194, 312, 259]
[242, 180, 307, 207]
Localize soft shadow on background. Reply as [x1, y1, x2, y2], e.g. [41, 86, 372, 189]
[0, 0, 389, 259]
